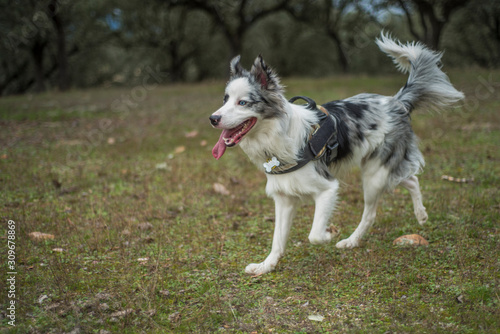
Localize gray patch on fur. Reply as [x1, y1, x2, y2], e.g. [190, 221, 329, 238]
[227, 55, 287, 120]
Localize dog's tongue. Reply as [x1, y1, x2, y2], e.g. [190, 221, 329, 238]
[212, 130, 229, 160]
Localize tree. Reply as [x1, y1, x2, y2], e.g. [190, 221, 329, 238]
[48, 0, 69, 91]
[118, 1, 205, 82]
[444, 0, 500, 67]
[286, 0, 376, 73]
[393, 0, 471, 50]
[173, 0, 289, 59]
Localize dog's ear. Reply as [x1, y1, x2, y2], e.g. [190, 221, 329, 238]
[229, 55, 244, 78]
[250, 55, 281, 91]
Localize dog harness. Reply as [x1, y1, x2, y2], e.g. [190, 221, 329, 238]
[264, 96, 339, 175]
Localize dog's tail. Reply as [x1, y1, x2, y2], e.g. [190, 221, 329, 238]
[376, 33, 464, 112]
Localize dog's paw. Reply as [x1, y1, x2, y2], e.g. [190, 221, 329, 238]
[308, 225, 338, 245]
[308, 232, 332, 245]
[335, 237, 360, 249]
[245, 262, 275, 275]
[416, 207, 428, 225]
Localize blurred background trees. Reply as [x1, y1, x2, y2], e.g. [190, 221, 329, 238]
[1, 0, 498, 95]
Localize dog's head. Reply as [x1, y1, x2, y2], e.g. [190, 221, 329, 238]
[209, 55, 285, 160]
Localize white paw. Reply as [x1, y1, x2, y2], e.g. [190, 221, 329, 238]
[245, 261, 275, 275]
[308, 225, 338, 245]
[308, 232, 332, 245]
[336, 237, 360, 249]
[416, 207, 428, 225]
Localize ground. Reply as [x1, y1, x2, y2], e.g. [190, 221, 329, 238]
[1, 70, 499, 333]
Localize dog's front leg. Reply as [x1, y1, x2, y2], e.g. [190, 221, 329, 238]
[245, 194, 297, 275]
[308, 180, 339, 244]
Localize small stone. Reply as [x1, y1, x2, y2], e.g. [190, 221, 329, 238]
[393, 234, 429, 246]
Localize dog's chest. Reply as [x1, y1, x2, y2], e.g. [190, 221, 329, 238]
[265, 164, 333, 198]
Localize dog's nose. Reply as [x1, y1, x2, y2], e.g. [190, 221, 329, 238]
[209, 115, 222, 126]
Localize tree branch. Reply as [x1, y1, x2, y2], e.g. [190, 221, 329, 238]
[397, 0, 422, 41]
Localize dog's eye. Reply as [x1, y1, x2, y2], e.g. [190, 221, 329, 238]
[238, 100, 247, 106]
[223, 94, 228, 104]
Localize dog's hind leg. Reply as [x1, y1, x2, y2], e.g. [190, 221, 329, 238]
[245, 194, 298, 275]
[308, 180, 339, 244]
[336, 164, 389, 249]
[400, 176, 428, 225]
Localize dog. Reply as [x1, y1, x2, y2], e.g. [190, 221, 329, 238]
[209, 34, 464, 275]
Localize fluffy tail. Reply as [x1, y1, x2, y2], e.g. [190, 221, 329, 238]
[376, 33, 464, 112]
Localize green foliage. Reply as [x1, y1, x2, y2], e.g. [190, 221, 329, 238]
[1, 70, 499, 332]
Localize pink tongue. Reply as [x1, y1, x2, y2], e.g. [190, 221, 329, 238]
[212, 130, 229, 160]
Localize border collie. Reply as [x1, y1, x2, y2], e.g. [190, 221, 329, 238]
[209, 34, 464, 275]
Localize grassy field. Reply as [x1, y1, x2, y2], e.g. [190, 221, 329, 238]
[1, 69, 499, 333]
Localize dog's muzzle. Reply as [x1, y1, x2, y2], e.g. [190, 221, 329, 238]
[209, 115, 221, 126]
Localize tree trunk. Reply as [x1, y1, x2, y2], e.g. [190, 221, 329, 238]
[48, 0, 69, 91]
[328, 31, 349, 73]
[32, 38, 46, 92]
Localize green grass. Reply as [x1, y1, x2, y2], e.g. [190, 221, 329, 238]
[1, 70, 499, 333]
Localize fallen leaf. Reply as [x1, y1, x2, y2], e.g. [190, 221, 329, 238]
[393, 234, 429, 246]
[155, 162, 168, 170]
[159, 290, 171, 297]
[38, 295, 49, 304]
[168, 312, 181, 323]
[213, 183, 230, 196]
[185, 130, 198, 138]
[29, 232, 55, 241]
[327, 224, 339, 237]
[308, 314, 324, 322]
[145, 309, 156, 316]
[98, 330, 111, 334]
[109, 309, 133, 318]
[138, 222, 153, 230]
[99, 303, 110, 311]
[107, 137, 116, 145]
[200, 140, 207, 147]
[174, 146, 185, 154]
[95, 292, 111, 300]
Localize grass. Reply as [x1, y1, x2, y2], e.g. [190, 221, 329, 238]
[1, 69, 499, 333]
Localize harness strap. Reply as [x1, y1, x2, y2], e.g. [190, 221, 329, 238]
[265, 96, 339, 175]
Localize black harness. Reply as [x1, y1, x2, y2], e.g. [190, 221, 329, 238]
[265, 96, 339, 175]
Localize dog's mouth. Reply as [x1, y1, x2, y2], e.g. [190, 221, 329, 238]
[212, 117, 257, 159]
